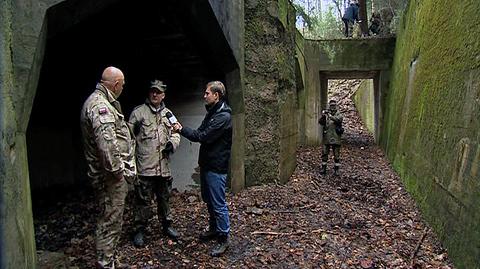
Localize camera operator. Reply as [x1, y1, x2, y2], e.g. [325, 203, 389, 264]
[318, 99, 344, 176]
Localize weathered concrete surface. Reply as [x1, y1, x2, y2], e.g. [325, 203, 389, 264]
[244, 0, 298, 185]
[294, 31, 307, 145]
[381, 0, 480, 268]
[176, 0, 246, 192]
[302, 38, 396, 145]
[354, 79, 375, 134]
[0, 0, 61, 267]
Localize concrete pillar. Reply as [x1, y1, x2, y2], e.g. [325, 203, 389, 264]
[374, 73, 381, 142]
[304, 63, 321, 146]
[0, 0, 43, 266]
[378, 69, 390, 144]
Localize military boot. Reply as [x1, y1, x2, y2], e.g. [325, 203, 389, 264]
[333, 164, 340, 176]
[320, 164, 327, 175]
[210, 233, 229, 257]
[162, 220, 179, 240]
[132, 230, 145, 248]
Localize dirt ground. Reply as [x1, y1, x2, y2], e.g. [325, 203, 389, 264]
[34, 80, 454, 268]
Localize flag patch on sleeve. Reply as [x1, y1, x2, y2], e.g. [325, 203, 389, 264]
[99, 107, 108, 114]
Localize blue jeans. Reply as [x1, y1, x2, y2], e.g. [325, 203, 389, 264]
[200, 169, 230, 235]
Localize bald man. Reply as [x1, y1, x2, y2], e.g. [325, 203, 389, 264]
[80, 66, 136, 269]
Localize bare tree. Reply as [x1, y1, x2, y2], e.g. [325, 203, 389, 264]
[358, 0, 368, 35]
[331, 0, 343, 20]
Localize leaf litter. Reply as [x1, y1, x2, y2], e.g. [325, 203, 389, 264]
[34, 80, 454, 268]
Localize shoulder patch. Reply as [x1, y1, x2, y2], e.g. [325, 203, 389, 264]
[99, 107, 108, 115]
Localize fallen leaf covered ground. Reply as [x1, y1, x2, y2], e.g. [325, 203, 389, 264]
[34, 80, 455, 268]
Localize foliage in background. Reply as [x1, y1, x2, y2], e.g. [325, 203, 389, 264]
[293, 0, 407, 39]
[310, 6, 344, 39]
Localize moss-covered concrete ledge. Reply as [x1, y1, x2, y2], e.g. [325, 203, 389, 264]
[301, 37, 396, 145]
[381, 0, 480, 268]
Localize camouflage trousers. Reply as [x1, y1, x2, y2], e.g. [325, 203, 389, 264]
[322, 144, 341, 167]
[134, 176, 173, 232]
[92, 176, 128, 268]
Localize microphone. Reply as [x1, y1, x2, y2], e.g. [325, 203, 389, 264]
[165, 111, 178, 125]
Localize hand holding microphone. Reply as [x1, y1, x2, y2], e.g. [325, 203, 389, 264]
[165, 111, 182, 132]
[172, 122, 182, 133]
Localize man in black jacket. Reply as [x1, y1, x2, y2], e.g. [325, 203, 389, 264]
[342, 0, 360, 37]
[173, 81, 232, 257]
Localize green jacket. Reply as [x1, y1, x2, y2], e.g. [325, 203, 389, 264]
[129, 101, 180, 177]
[320, 110, 343, 145]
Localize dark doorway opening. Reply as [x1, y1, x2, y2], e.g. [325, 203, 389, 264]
[27, 0, 237, 204]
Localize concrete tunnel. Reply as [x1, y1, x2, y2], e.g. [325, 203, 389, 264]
[26, 0, 241, 198]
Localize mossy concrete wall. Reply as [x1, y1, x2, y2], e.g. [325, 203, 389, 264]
[244, 0, 298, 185]
[295, 31, 307, 145]
[302, 38, 395, 145]
[0, 0, 63, 267]
[381, 0, 480, 268]
[354, 79, 375, 134]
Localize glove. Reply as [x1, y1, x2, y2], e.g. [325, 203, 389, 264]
[161, 141, 174, 159]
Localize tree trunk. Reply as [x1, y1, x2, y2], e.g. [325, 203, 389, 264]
[358, 0, 369, 36]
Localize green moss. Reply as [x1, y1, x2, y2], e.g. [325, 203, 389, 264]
[245, 0, 298, 185]
[381, 0, 480, 268]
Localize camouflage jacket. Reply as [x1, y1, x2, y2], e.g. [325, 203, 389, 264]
[128, 101, 180, 177]
[80, 83, 136, 182]
[320, 110, 343, 145]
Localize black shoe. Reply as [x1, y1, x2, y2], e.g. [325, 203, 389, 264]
[210, 234, 229, 257]
[133, 232, 145, 248]
[320, 165, 327, 175]
[333, 166, 340, 176]
[163, 226, 179, 240]
[199, 229, 217, 242]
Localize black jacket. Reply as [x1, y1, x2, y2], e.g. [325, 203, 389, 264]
[180, 100, 232, 173]
[343, 3, 359, 22]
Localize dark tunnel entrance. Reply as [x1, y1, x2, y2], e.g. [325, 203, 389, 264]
[27, 0, 239, 201]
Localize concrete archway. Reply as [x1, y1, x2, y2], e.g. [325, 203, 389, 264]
[319, 71, 381, 141]
[301, 38, 396, 145]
